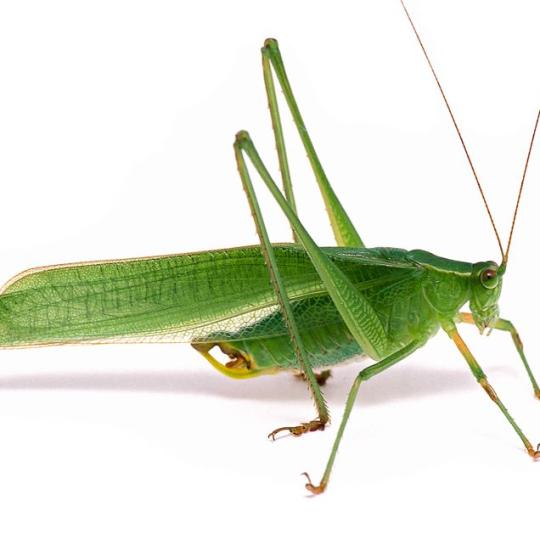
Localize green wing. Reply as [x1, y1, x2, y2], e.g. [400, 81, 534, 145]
[0, 246, 422, 348]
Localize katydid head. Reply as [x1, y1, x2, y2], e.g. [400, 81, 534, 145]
[469, 261, 504, 333]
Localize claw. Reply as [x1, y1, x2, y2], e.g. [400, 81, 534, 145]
[528, 444, 540, 460]
[302, 472, 326, 495]
[535, 389, 540, 400]
[268, 426, 296, 440]
[268, 419, 326, 440]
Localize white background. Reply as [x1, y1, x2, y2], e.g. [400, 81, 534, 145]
[1, 1, 539, 539]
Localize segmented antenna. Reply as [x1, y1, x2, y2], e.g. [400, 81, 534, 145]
[399, 0, 505, 260]
[504, 109, 540, 264]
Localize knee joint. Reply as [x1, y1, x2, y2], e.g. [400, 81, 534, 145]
[479, 378, 498, 401]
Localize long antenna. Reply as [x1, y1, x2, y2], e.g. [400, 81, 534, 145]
[504, 109, 540, 265]
[399, 0, 505, 260]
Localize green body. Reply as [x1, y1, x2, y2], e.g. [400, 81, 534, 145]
[0, 244, 480, 371]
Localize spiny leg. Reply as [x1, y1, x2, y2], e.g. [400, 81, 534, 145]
[261, 39, 364, 248]
[261, 39, 297, 243]
[443, 321, 540, 459]
[303, 341, 423, 495]
[234, 136, 329, 438]
[458, 312, 540, 398]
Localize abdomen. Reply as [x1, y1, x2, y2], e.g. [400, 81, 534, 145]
[211, 295, 363, 370]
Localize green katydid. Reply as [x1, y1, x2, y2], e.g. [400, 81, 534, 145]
[0, 1, 539, 494]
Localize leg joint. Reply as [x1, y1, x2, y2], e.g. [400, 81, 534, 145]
[479, 378, 498, 402]
[234, 130, 252, 148]
[511, 328, 523, 349]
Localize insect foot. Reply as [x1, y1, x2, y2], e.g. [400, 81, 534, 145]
[528, 444, 540, 460]
[294, 369, 332, 386]
[535, 389, 540, 400]
[268, 419, 326, 440]
[301, 473, 327, 495]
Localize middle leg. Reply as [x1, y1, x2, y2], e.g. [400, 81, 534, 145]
[303, 340, 423, 494]
[295, 369, 332, 386]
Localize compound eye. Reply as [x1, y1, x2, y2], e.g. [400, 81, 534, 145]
[480, 268, 499, 289]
